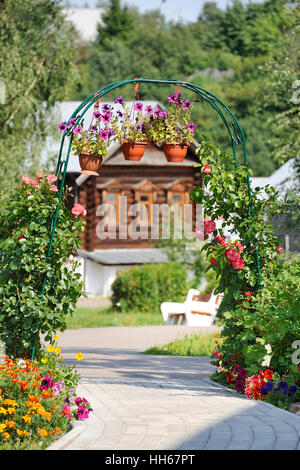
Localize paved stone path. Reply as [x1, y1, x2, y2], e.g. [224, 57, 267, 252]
[56, 326, 300, 450]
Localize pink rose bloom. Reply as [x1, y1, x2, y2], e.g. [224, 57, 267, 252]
[204, 220, 216, 234]
[47, 174, 57, 184]
[50, 185, 58, 192]
[21, 176, 31, 184]
[234, 241, 244, 253]
[225, 248, 240, 263]
[276, 245, 284, 254]
[71, 203, 87, 216]
[31, 178, 40, 188]
[36, 172, 44, 179]
[214, 235, 229, 247]
[232, 258, 245, 270]
[203, 163, 212, 174]
[210, 257, 217, 265]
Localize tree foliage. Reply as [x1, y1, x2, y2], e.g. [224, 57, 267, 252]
[0, 0, 77, 191]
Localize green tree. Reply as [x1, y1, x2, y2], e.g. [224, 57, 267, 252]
[0, 0, 77, 191]
[96, 0, 135, 48]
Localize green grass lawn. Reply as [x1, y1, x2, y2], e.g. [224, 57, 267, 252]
[144, 333, 219, 357]
[66, 306, 165, 329]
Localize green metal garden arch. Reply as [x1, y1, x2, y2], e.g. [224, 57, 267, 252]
[31, 77, 262, 359]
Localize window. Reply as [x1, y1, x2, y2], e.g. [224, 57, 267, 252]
[103, 192, 120, 226]
[136, 192, 154, 227]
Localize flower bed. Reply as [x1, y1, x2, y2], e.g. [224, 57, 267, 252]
[0, 336, 91, 450]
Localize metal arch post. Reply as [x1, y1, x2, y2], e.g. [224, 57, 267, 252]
[31, 77, 262, 359]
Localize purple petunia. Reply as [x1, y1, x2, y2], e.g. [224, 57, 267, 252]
[91, 125, 98, 133]
[168, 93, 177, 103]
[187, 122, 196, 132]
[135, 124, 143, 132]
[159, 111, 168, 118]
[183, 99, 192, 110]
[73, 126, 82, 134]
[153, 107, 161, 117]
[264, 382, 274, 392]
[107, 127, 115, 138]
[68, 117, 77, 128]
[40, 375, 55, 391]
[278, 381, 288, 390]
[99, 130, 108, 140]
[145, 105, 153, 114]
[116, 110, 124, 118]
[102, 104, 111, 112]
[101, 113, 111, 123]
[289, 385, 297, 394]
[134, 102, 143, 112]
[93, 110, 101, 120]
[114, 96, 124, 105]
[58, 121, 67, 132]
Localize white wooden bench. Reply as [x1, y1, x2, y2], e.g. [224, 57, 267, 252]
[160, 289, 223, 326]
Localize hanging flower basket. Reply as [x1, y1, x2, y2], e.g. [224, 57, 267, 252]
[122, 141, 147, 161]
[163, 143, 189, 162]
[79, 153, 103, 175]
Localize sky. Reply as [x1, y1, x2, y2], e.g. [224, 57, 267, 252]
[67, 0, 266, 23]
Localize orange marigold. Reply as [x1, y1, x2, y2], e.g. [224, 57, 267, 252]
[38, 428, 48, 437]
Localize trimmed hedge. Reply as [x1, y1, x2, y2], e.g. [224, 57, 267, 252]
[111, 262, 188, 313]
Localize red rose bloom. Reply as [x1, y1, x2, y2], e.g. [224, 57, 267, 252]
[204, 220, 216, 234]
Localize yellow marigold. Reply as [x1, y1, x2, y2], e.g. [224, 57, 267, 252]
[55, 347, 61, 354]
[38, 428, 48, 437]
[7, 407, 16, 415]
[16, 429, 23, 436]
[46, 345, 55, 353]
[3, 399, 17, 407]
[22, 415, 31, 424]
[43, 411, 52, 421]
[53, 335, 59, 341]
[75, 353, 84, 361]
[0, 407, 7, 415]
[41, 358, 48, 364]
[23, 431, 30, 438]
[2, 432, 10, 439]
[0, 423, 6, 433]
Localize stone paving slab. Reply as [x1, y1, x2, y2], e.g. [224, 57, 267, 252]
[56, 326, 300, 450]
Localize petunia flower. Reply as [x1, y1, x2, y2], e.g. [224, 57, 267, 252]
[183, 99, 192, 110]
[93, 111, 101, 120]
[99, 129, 109, 140]
[58, 121, 67, 132]
[187, 122, 196, 132]
[73, 126, 82, 134]
[114, 96, 124, 105]
[168, 93, 177, 103]
[102, 104, 111, 112]
[101, 113, 111, 124]
[145, 105, 153, 114]
[134, 102, 143, 112]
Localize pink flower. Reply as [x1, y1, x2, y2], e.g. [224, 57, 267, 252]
[234, 241, 244, 253]
[36, 172, 44, 179]
[71, 203, 87, 217]
[276, 245, 284, 254]
[212, 349, 222, 359]
[204, 220, 216, 234]
[210, 257, 217, 265]
[47, 174, 57, 184]
[214, 235, 229, 247]
[203, 163, 212, 174]
[225, 248, 240, 263]
[31, 178, 40, 188]
[232, 258, 245, 270]
[50, 185, 58, 192]
[21, 176, 31, 185]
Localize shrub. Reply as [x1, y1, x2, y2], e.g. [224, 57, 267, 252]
[111, 262, 188, 312]
[0, 174, 85, 358]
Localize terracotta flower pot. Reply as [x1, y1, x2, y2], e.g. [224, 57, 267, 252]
[79, 153, 103, 175]
[163, 143, 189, 162]
[122, 142, 147, 161]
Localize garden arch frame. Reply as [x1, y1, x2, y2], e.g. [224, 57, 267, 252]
[31, 77, 262, 359]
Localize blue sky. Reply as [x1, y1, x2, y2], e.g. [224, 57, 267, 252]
[68, 0, 266, 23]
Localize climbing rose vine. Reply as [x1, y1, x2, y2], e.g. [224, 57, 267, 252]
[190, 137, 300, 409]
[0, 174, 86, 358]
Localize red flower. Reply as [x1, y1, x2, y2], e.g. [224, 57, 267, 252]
[244, 291, 253, 301]
[214, 235, 228, 247]
[234, 241, 244, 253]
[209, 257, 217, 265]
[232, 258, 245, 270]
[204, 220, 216, 234]
[264, 369, 273, 381]
[276, 245, 284, 254]
[225, 248, 240, 263]
[203, 163, 212, 174]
